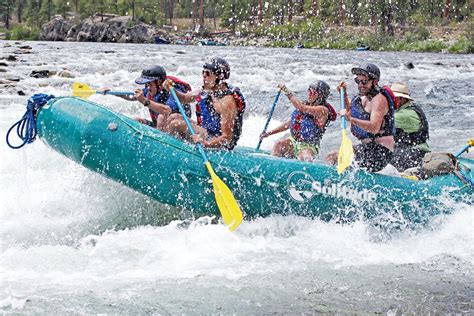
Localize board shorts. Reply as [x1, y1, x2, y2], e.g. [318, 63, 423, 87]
[289, 136, 320, 157]
[354, 141, 393, 172]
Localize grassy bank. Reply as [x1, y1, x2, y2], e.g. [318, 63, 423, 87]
[2, 25, 41, 41]
[2, 19, 471, 54]
[258, 19, 473, 53]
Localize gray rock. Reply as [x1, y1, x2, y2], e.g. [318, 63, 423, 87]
[13, 50, 32, 54]
[30, 70, 51, 78]
[40, 14, 161, 44]
[57, 70, 75, 78]
[118, 24, 156, 43]
[2, 55, 18, 61]
[39, 15, 75, 41]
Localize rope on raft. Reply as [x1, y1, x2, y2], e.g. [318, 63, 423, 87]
[6, 93, 55, 149]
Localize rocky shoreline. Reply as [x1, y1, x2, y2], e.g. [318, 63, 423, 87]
[38, 15, 273, 47]
[37, 14, 470, 53]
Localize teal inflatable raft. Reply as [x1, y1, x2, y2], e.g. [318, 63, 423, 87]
[30, 97, 473, 225]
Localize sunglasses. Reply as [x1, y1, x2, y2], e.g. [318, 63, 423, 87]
[202, 70, 213, 77]
[355, 78, 370, 85]
[308, 88, 318, 95]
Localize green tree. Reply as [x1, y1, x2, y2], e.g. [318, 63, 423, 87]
[1, 0, 13, 29]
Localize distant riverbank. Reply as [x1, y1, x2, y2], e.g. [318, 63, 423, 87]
[1, 16, 472, 54]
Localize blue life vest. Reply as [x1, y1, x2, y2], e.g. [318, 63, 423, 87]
[143, 77, 191, 124]
[290, 103, 336, 145]
[197, 84, 246, 150]
[350, 87, 396, 140]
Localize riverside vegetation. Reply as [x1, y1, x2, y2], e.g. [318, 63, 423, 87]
[0, 0, 472, 53]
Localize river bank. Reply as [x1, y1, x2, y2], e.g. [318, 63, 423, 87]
[1, 15, 472, 54]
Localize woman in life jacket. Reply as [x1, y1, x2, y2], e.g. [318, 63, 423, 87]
[166, 57, 246, 150]
[259, 80, 337, 162]
[100, 65, 191, 130]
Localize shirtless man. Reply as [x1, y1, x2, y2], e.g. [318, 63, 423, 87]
[327, 63, 396, 172]
[166, 57, 246, 150]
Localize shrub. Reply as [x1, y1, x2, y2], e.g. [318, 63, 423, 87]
[9, 25, 40, 40]
[417, 26, 430, 40]
[448, 36, 474, 53]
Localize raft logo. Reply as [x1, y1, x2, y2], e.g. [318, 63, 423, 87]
[286, 171, 377, 203]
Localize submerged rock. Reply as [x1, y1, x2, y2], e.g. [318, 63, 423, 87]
[57, 70, 75, 78]
[2, 55, 18, 61]
[30, 70, 51, 78]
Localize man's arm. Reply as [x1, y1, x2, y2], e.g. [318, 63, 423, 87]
[135, 89, 171, 115]
[163, 79, 197, 104]
[174, 89, 198, 104]
[350, 94, 387, 134]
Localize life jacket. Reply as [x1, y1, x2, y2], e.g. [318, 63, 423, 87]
[290, 102, 337, 145]
[350, 86, 396, 140]
[143, 75, 192, 125]
[195, 84, 246, 150]
[395, 102, 430, 146]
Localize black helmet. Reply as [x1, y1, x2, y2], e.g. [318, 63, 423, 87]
[309, 80, 331, 100]
[351, 63, 380, 81]
[203, 57, 230, 80]
[135, 65, 167, 84]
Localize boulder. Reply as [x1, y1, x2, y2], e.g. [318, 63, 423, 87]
[118, 24, 156, 43]
[57, 70, 75, 78]
[30, 70, 51, 78]
[40, 14, 160, 44]
[40, 16, 75, 41]
[1, 55, 18, 61]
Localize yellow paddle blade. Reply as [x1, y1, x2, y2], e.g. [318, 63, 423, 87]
[205, 162, 243, 231]
[337, 129, 354, 174]
[402, 175, 419, 181]
[72, 82, 96, 98]
[469, 139, 474, 147]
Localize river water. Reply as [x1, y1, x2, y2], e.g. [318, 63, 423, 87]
[1, 41, 473, 313]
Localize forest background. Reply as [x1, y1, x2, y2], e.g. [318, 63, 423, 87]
[0, 0, 472, 53]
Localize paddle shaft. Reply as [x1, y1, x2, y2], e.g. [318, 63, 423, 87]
[256, 90, 281, 150]
[340, 88, 346, 128]
[455, 144, 471, 158]
[168, 87, 208, 162]
[102, 91, 134, 96]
